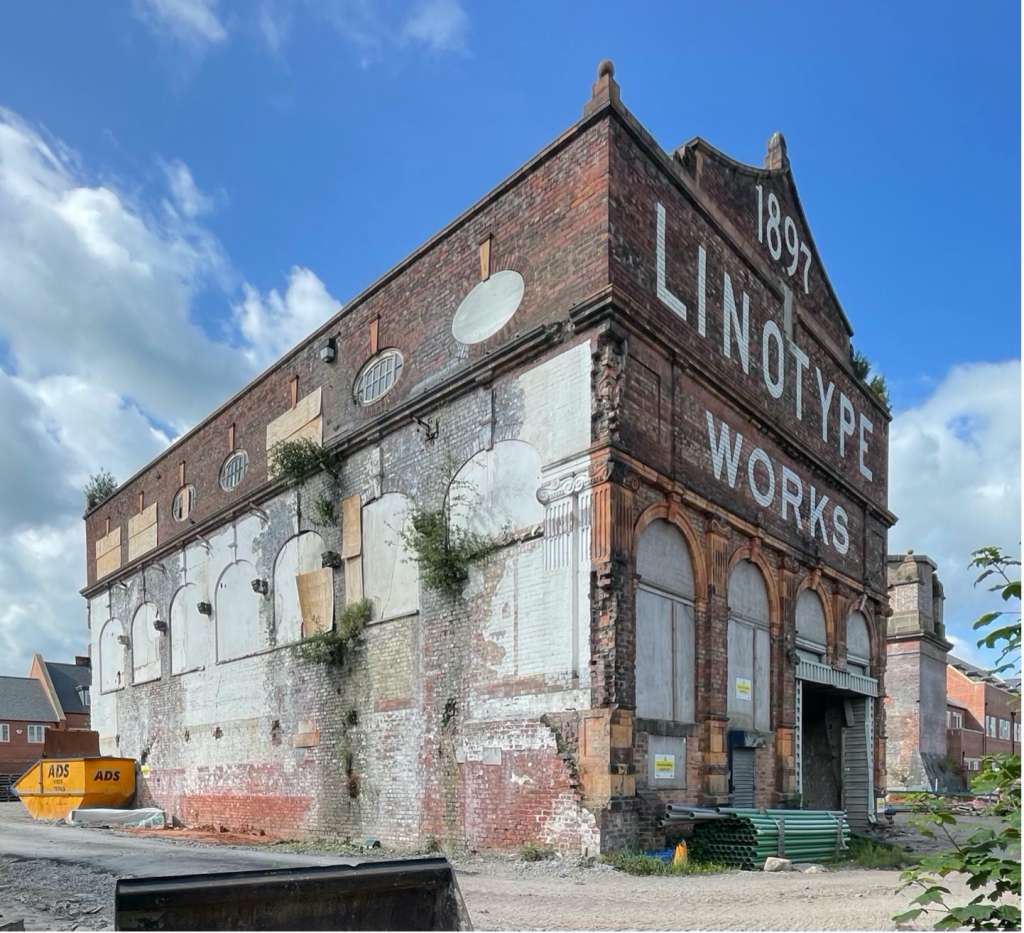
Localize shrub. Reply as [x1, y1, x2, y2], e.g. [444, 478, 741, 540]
[269, 438, 338, 485]
[84, 469, 118, 509]
[601, 851, 731, 876]
[313, 495, 336, 528]
[401, 504, 498, 600]
[293, 599, 371, 668]
[844, 835, 913, 870]
[519, 842, 556, 862]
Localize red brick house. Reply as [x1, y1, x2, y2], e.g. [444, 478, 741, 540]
[946, 657, 1019, 785]
[0, 676, 59, 791]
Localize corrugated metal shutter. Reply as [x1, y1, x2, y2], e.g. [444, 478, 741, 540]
[843, 698, 871, 830]
[732, 748, 755, 807]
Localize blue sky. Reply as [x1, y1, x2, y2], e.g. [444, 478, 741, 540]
[0, 0, 1019, 673]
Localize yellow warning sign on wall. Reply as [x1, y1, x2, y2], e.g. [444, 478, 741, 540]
[654, 754, 676, 780]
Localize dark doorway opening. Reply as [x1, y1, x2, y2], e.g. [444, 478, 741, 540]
[801, 684, 844, 811]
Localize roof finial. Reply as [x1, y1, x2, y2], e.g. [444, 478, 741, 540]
[764, 131, 789, 170]
[584, 58, 620, 117]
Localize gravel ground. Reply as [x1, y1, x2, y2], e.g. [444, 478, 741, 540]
[0, 802, 994, 931]
[0, 856, 115, 931]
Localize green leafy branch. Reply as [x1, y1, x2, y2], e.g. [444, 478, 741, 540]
[269, 438, 340, 485]
[969, 547, 1021, 675]
[84, 469, 118, 510]
[850, 346, 891, 412]
[292, 598, 372, 668]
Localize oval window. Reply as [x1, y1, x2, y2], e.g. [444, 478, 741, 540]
[172, 485, 195, 522]
[451, 270, 524, 344]
[354, 349, 404, 405]
[219, 450, 249, 491]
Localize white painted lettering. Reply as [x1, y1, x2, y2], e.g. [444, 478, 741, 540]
[781, 466, 803, 530]
[832, 506, 849, 555]
[705, 411, 743, 488]
[839, 392, 855, 458]
[859, 414, 874, 481]
[762, 319, 784, 399]
[808, 487, 830, 543]
[789, 342, 809, 420]
[656, 202, 687, 320]
[722, 272, 750, 373]
[815, 368, 834, 442]
[747, 447, 775, 507]
[696, 244, 707, 337]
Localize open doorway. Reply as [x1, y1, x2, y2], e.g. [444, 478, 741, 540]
[799, 683, 873, 827]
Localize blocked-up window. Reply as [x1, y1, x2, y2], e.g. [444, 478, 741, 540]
[170, 583, 206, 674]
[132, 602, 162, 684]
[795, 589, 827, 661]
[99, 619, 126, 692]
[273, 531, 328, 644]
[635, 520, 695, 723]
[846, 611, 871, 674]
[727, 560, 770, 732]
[216, 559, 266, 662]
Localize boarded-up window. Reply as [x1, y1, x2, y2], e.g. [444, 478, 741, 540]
[796, 589, 827, 659]
[635, 520, 695, 723]
[846, 611, 871, 673]
[273, 532, 326, 644]
[727, 560, 770, 732]
[131, 602, 161, 684]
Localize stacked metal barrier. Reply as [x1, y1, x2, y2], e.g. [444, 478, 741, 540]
[672, 807, 850, 869]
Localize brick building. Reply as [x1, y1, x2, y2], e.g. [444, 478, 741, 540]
[884, 552, 955, 790]
[946, 657, 1019, 785]
[82, 63, 892, 852]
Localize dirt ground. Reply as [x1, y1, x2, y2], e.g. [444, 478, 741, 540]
[0, 803, 1000, 931]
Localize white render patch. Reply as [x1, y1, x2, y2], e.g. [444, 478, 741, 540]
[450, 440, 544, 539]
[362, 493, 420, 621]
[515, 342, 591, 464]
[451, 270, 524, 345]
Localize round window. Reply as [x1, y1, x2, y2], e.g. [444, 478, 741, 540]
[219, 450, 249, 491]
[172, 485, 195, 522]
[354, 349, 404, 405]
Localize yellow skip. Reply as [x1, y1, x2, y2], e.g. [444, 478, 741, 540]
[14, 757, 136, 820]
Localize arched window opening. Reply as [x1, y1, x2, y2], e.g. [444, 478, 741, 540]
[727, 560, 771, 732]
[846, 611, 871, 674]
[796, 589, 828, 662]
[635, 519, 695, 723]
[131, 602, 162, 684]
[99, 619, 126, 693]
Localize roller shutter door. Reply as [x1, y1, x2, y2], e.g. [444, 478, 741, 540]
[732, 748, 756, 807]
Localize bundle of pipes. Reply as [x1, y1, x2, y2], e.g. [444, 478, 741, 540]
[683, 808, 850, 869]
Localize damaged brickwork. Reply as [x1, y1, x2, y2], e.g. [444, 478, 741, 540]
[83, 63, 892, 853]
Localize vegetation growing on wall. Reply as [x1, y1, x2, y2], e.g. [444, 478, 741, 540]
[850, 346, 891, 412]
[84, 469, 118, 510]
[293, 598, 372, 668]
[312, 494, 337, 528]
[401, 499, 499, 600]
[269, 438, 339, 484]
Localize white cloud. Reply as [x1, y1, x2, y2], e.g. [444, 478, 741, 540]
[401, 0, 468, 52]
[134, 0, 227, 46]
[162, 159, 215, 219]
[0, 108, 338, 675]
[234, 266, 339, 370]
[889, 360, 1021, 666]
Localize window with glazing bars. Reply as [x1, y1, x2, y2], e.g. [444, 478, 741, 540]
[356, 351, 403, 404]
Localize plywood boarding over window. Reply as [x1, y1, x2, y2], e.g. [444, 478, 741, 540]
[266, 387, 323, 474]
[127, 503, 158, 562]
[297, 567, 334, 637]
[95, 527, 122, 580]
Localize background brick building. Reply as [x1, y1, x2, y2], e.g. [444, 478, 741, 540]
[946, 657, 1019, 785]
[83, 63, 892, 851]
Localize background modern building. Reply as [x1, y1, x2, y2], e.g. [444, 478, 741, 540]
[82, 64, 892, 852]
[0, 654, 91, 798]
[946, 656, 1019, 784]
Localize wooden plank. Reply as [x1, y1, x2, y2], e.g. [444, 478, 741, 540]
[344, 557, 363, 604]
[341, 495, 362, 558]
[266, 387, 322, 451]
[95, 527, 121, 559]
[128, 503, 157, 539]
[297, 567, 334, 637]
